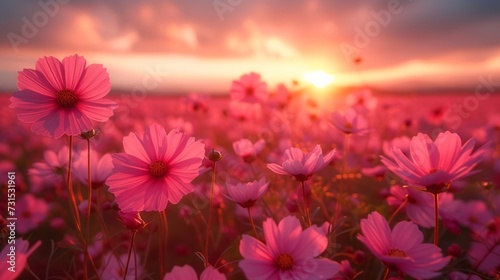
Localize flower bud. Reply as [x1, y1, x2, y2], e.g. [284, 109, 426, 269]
[447, 243, 461, 258]
[118, 211, 146, 231]
[80, 129, 98, 140]
[208, 149, 223, 162]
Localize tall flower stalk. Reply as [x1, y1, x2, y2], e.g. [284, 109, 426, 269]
[381, 131, 489, 245]
[67, 135, 99, 278]
[268, 145, 335, 227]
[205, 149, 222, 267]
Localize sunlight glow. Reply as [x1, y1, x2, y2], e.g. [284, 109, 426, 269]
[303, 70, 334, 88]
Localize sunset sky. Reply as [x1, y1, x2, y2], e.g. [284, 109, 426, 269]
[1, 0, 499, 94]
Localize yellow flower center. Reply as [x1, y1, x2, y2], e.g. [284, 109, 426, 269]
[55, 89, 78, 108]
[276, 253, 294, 270]
[149, 160, 167, 177]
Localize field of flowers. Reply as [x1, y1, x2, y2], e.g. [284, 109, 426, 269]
[1, 55, 499, 279]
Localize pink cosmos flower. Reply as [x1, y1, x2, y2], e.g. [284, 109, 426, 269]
[106, 123, 205, 212]
[346, 89, 377, 112]
[331, 108, 370, 135]
[448, 271, 482, 280]
[229, 101, 262, 121]
[232, 138, 265, 163]
[166, 117, 193, 135]
[357, 212, 450, 279]
[225, 178, 269, 208]
[468, 239, 500, 276]
[386, 185, 456, 228]
[73, 148, 113, 189]
[455, 200, 493, 232]
[163, 265, 226, 280]
[267, 145, 336, 182]
[270, 83, 290, 108]
[10, 55, 117, 138]
[230, 72, 268, 103]
[467, 217, 500, 276]
[185, 93, 209, 113]
[0, 239, 41, 280]
[100, 252, 143, 280]
[17, 194, 49, 234]
[381, 131, 488, 192]
[382, 135, 411, 159]
[333, 260, 357, 280]
[28, 146, 70, 192]
[239, 215, 340, 279]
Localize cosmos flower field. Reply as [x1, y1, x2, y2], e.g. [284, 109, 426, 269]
[1, 55, 500, 279]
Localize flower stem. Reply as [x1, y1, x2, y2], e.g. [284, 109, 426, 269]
[67, 136, 99, 279]
[86, 139, 93, 256]
[67, 136, 81, 227]
[67, 136, 85, 277]
[205, 161, 217, 267]
[388, 198, 408, 225]
[247, 207, 258, 238]
[335, 134, 350, 226]
[123, 231, 136, 280]
[159, 211, 169, 277]
[433, 192, 439, 246]
[382, 267, 390, 280]
[301, 180, 312, 227]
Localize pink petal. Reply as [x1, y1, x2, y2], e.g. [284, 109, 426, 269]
[200, 266, 226, 280]
[29, 109, 91, 138]
[282, 160, 307, 177]
[163, 265, 198, 280]
[275, 216, 303, 254]
[35, 56, 65, 90]
[239, 259, 278, 280]
[10, 90, 56, 123]
[434, 131, 461, 170]
[295, 258, 340, 279]
[17, 69, 56, 97]
[123, 132, 152, 163]
[267, 163, 287, 175]
[390, 221, 423, 251]
[76, 63, 111, 100]
[62, 54, 87, 90]
[409, 133, 439, 172]
[292, 226, 328, 260]
[286, 147, 305, 162]
[262, 218, 280, 258]
[111, 154, 149, 175]
[77, 98, 117, 122]
[165, 176, 193, 204]
[239, 234, 273, 262]
[358, 212, 391, 257]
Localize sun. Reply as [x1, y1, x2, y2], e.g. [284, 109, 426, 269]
[303, 70, 335, 88]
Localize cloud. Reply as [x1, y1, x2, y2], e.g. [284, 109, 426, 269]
[0, 0, 499, 92]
